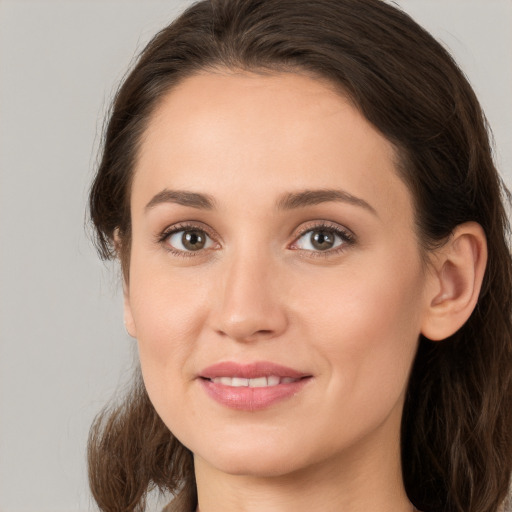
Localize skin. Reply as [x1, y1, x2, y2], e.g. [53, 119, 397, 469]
[123, 70, 486, 512]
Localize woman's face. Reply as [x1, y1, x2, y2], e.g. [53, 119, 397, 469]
[125, 70, 433, 477]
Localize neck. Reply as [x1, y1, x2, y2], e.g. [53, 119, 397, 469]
[194, 410, 413, 512]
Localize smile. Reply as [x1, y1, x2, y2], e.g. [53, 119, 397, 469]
[208, 376, 300, 387]
[198, 361, 312, 411]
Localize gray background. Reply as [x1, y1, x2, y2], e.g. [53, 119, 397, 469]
[0, 1, 511, 511]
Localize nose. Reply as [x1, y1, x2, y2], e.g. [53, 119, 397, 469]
[209, 248, 289, 343]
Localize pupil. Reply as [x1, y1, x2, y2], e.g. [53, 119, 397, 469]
[312, 230, 334, 250]
[183, 231, 205, 250]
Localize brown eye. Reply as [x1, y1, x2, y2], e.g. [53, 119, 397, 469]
[293, 226, 351, 252]
[310, 230, 335, 250]
[167, 229, 213, 252]
[182, 230, 206, 250]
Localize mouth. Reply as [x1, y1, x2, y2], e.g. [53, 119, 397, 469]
[198, 361, 312, 411]
[204, 375, 302, 387]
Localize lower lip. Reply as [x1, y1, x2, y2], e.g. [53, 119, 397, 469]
[199, 378, 311, 411]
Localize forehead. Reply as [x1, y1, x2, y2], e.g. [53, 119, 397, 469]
[133, 70, 413, 224]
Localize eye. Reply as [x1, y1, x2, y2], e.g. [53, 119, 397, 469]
[292, 225, 353, 252]
[165, 228, 214, 252]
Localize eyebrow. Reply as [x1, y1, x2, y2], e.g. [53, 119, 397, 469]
[145, 187, 376, 216]
[276, 189, 377, 216]
[145, 189, 216, 211]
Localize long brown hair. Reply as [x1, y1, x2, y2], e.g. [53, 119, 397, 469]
[88, 1, 512, 511]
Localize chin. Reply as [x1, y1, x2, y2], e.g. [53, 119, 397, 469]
[191, 434, 311, 478]
[202, 452, 305, 478]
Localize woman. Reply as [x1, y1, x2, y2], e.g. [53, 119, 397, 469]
[87, 0, 512, 511]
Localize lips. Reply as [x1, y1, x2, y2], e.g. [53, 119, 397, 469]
[198, 361, 312, 411]
[200, 361, 307, 379]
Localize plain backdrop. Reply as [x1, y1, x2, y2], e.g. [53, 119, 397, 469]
[0, 1, 511, 511]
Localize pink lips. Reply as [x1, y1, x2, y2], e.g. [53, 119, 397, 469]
[198, 361, 311, 411]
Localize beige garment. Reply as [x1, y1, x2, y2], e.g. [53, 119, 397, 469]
[501, 485, 512, 512]
[161, 489, 195, 512]
[161, 484, 512, 512]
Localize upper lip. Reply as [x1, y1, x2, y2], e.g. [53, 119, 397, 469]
[199, 361, 310, 380]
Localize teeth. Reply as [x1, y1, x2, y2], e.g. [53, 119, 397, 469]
[211, 376, 298, 387]
[249, 377, 267, 388]
[267, 376, 280, 386]
[231, 377, 249, 387]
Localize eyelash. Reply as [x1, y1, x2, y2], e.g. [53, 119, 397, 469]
[291, 221, 356, 258]
[156, 221, 356, 259]
[156, 222, 218, 258]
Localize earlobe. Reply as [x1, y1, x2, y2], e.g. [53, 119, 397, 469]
[123, 280, 137, 338]
[421, 222, 487, 341]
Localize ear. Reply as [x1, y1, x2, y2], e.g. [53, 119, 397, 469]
[114, 229, 137, 338]
[123, 277, 137, 338]
[421, 222, 487, 341]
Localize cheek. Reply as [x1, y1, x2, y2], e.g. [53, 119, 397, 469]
[296, 250, 425, 400]
[128, 270, 212, 430]
[127, 256, 211, 383]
